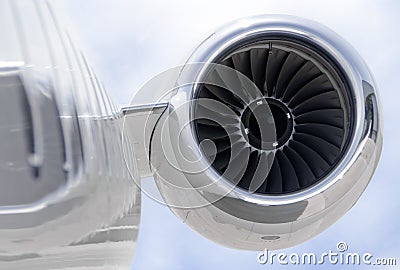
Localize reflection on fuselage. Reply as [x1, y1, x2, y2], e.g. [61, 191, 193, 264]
[0, 1, 140, 269]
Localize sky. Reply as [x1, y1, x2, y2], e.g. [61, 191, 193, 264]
[53, 0, 400, 269]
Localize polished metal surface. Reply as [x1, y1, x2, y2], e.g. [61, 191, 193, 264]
[122, 103, 168, 178]
[0, 1, 383, 266]
[150, 15, 382, 250]
[0, 1, 140, 269]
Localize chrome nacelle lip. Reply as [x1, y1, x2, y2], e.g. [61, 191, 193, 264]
[172, 15, 381, 207]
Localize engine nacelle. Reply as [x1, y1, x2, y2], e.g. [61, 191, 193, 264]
[149, 15, 382, 250]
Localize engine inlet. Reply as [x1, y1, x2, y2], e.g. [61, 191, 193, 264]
[193, 39, 353, 195]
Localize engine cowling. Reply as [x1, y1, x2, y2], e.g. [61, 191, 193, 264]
[149, 15, 382, 250]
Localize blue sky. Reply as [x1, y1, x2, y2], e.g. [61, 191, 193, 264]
[54, 0, 400, 269]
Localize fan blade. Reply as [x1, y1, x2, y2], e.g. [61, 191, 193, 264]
[204, 84, 243, 109]
[289, 140, 330, 178]
[223, 147, 251, 184]
[249, 48, 269, 93]
[232, 51, 253, 81]
[213, 66, 256, 103]
[265, 48, 289, 97]
[295, 123, 344, 148]
[295, 108, 344, 128]
[293, 133, 340, 164]
[292, 91, 341, 116]
[287, 74, 332, 108]
[275, 52, 306, 99]
[196, 103, 238, 125]
[213, 149, 230, 172]
[248, 151, 275, 193]
[283, 146, 315, 187]
[281, 61, 321, 102]
[276, 150, 300, 192]
[265, 157, 283, 193]
[238, 150, 261, 190]
[196, 123, 231, 140]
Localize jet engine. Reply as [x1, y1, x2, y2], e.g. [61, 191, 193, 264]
[144, 15, 382, 250]
[0, 3, 382, 267]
